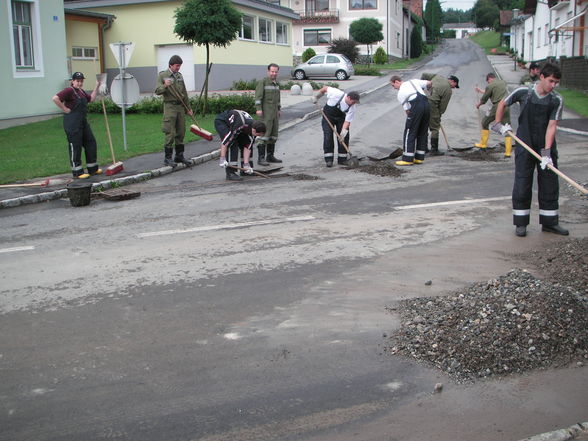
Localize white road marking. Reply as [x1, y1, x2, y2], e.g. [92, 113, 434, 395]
[395, 196, 510, 210]
[137, 215, 316, 238]
[0, 246, 35, 254]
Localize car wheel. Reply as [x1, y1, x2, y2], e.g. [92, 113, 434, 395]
[294, 70, 306, 80]
[335, 70, 348, 81]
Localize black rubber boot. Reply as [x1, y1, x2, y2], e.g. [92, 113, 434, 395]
[226, 168, 242, 181]
[429, 138, 444, 156]
[258, 144, 269, 166]
[164, 147, 176, 167]
[266, 144, 282, 163]
[174, 145, 192, 167]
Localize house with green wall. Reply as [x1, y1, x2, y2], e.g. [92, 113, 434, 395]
[64, 0, 299, 93]
[1, 0, 69, 127]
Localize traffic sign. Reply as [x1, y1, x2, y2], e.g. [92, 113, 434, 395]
[110, 42, 135, 69]
[110, 73, 140, 108]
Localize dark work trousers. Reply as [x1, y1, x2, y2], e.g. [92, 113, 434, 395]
[63, 94, 98, 177]
[401, 93, 430, 163]
[322, 104, 349, 164]
[512, 95, 559, 227]
[214, 112, 240, 169]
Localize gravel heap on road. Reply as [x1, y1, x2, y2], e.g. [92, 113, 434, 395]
[355, 161, 406, 177]
[386, 238, 588, 382]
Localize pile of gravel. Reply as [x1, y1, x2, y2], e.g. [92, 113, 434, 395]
[386, 267, 588, 382]
[355, 161, 406, 177]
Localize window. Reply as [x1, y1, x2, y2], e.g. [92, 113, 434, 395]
[72, 47, 96, 59]
[259, 18, 273, 43]
[276, 21, 288, 45]
[240, 14, 255, 40]
[537, 27, 541, 47]
[350, 0, 377, 10]
[306, 0, 329, 13]
[304, 29, 331, 45]
[396, 32, 400, 48]
[12, 0, 34, 68]
[544, 24, 548, 45]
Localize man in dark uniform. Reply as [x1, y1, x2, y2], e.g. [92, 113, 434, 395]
[390, 75, 432, 166]
[215, 109, 266, 181]
[255, 63, 282, 165]
[155, 55, 193, 167]
[519, 62, 541, 85]
[420, 73, 459, 156]
[312, 86, 360, 167]
[474, 72, 512, 157]
[52, 72, 102, 178]
[493, 63, 568, 237]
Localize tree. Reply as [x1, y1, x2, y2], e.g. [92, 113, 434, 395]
[174, 0, 242, 114]
[410, 24, 423, 58]
[472, 0, 500, 29]
[349, 18, 384, 63]
[424, 0, 443, 42]
[328, 38, 360, 63]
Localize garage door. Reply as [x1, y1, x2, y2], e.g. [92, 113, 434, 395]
[156, 44, 195, 92]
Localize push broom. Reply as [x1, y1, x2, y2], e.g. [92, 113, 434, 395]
[96, 73, 124, 176]
[167, 86, 213, 141]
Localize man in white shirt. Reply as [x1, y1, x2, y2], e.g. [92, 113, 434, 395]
[312, 86, 360, 167]
[390, 75, 432, 166]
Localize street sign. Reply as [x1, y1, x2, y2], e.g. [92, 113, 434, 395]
[109, 42, 135, 69]
[110, 73, 140, 108]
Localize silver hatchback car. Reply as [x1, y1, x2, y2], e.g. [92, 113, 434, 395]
[291, 53, 354, 81]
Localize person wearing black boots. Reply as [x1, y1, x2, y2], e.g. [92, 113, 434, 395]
[493, 63, 569, 238]
[255, 63, 282, 166]
[214, 109, 266, 181]
[155, 55, 193, 168]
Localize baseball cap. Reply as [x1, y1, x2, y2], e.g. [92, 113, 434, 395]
[347, 91, 360, 103]
[448, 75, 460, 88]
[529, 62, 540, 70]
[71, 72, 85, 80]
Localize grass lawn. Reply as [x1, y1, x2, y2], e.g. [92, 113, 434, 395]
[0, 113, 217, 184]
[470, 30, 510, 55]
[557, 88, 588, 118]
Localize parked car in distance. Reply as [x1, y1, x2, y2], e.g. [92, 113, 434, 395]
[291, 54, 354, 80]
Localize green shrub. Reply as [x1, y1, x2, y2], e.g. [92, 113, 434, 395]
[301, 48, 316, 62]
[353, 65, 382, 76]
[230, 79, 258, 90]
[373, 46, 388, 64]
[328, 38, 360, 64]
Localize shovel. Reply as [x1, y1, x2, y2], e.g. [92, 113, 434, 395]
[227, 165, 270, 179]
[319, 108, 360, 168]
[368, 147, 403, 161]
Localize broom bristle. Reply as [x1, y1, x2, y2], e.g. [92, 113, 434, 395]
[105, 161, 124, 176]
[190, 124, 213, 141]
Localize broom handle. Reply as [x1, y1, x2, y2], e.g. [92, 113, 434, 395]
[167, 85, 199, 125]
[508, 130, 588, 195]
[475, 87, 482, 130]
[101, 99, 116, 164]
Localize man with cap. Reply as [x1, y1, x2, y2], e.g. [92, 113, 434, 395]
[520, 62, 541, 85]
[474, 72, 512, 157]
[52, 72, 102, 178]
[312, 86, 360, 167]
[155, 55, 193, 167]
[420, 73, 460, 156]
[390, 75, 432, 166]
[255, 63, 282, 165]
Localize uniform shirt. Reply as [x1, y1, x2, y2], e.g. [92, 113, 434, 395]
[479, 78, 508, 105]
[396, 79, 429, 110]
[154, 69, 189, 104]
[421, 73, 452, 113]
[55, 87, 91, 110]
[325, 87, 357, 122]
[504, 85, 563, 121]
[254, 77, 281, 113]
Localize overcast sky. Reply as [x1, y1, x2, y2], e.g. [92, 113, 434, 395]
[426, 0, 476, 11]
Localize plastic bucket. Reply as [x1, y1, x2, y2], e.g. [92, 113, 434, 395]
[66, 182, 93, 207]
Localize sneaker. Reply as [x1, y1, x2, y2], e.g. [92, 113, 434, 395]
[219, 159, 228, 168]
[243, 166, 254, 175]
[515, 226, 527, 237]
[77, 173, 90, 179]
[542, 224, 569, 235]
[395, 160, 414, 166]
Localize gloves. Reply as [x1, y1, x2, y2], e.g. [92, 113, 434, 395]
[339, 129, 348, 139]
[219, 158, 228, 168]
[491, 122, 512, 136]
[540, 149, 553, 170]
[311, 91, 324, 104]
[243, 165, 254, 175]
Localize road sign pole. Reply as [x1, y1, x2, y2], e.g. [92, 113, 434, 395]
[119, 44, 128, 151]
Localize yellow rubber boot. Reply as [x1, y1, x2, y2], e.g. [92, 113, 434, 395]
[475, 130, 489, 148]
[504, 136, 512, 157]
